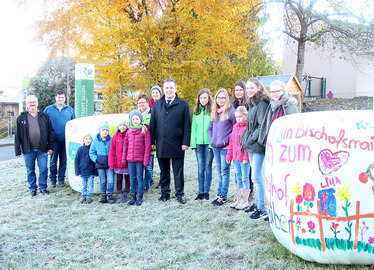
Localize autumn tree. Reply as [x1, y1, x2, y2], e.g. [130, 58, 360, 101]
[35, 0, 275, 111]
[268, 0, 374, 82]
[29, 57, 75, 111]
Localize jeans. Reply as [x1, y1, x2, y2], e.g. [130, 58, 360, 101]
[233, 160, 251, 190]
[212, 148, 231, 198]
[196, 144, 213, 194]
[144, 154, 155, 189]
[23, 149, 48, 191]
[248, 152, 265, 211]
[81, 175, 94, 197]
[128, 162, 144, 195]
[97, 168, 114, 195]
[49, 140, 67, 183]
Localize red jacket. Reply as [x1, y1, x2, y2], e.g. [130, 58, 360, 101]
[226, 122, 249, 162]
[122, 126, 151, 166]
[108, 130, 127, 169]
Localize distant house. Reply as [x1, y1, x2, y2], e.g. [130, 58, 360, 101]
[257, 74, 303, 111]
[0, 85, 23, 118]
[282, 36, 374, 98]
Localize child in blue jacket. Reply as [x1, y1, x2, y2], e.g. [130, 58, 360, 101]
[89, 122, 114, 204]
[75, 134, 95, 204]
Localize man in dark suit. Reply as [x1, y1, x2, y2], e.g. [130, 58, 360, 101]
[150, 78, 191, 204]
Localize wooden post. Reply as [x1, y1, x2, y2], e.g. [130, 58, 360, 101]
[354, 201, 360, 250]
[317, 199, 326, 252]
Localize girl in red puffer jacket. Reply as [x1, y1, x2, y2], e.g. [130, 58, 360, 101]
[109, 119, 130, 203]
[122, 110, 151, 206]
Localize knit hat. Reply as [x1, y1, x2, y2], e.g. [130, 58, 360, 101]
[129, 110, 143, 122]
[83, 134, 93, 142]
[151, 85, 162, 96]
[98, 121, 110, 132]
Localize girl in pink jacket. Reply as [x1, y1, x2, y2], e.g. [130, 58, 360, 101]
[122, 110, 151, 206]
[226, 106, 251, 210]
[108, 119, 130, 203]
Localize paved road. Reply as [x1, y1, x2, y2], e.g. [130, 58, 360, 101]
[0, 145, 18, 162]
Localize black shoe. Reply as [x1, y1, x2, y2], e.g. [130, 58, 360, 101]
[40, 190, 50, 195]
[194, 193, 204, 200]
[31, 191, 37, 197]
[107, 194, 114, 204]
[158, 195, 170, 202]
[80, 196, 86, 203]
[156, 182, 161, 189]
[204, 193, 210, 200]
[216, 196, 227, 206]
[86, 197, 93, 204]
[136, 195, 143, 206]
[51, 182, 56, 188]
[211, 195, 222, 205]
[177, 196, 186, 204]
[245, 204, 257, 213]
[128, 194, 136, 205]
[263, 216, 269, 223]
[59, 182, 65, 187]
[99, 195, 107, 203]
[250, 209, 267, 220]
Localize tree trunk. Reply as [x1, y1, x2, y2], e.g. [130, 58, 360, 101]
[295, 39, 306, 85]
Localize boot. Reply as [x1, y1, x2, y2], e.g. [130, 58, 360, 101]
[80, 196, 86, 203]
[107, 194, 114, 204]
[116, 191, 122, 204]
[99, 194, 107, 203]
[230, 189, 242, 208]
[136, 193, 143, 206]
[123, 189, 130, 203]
[236, 189, 251, 210]
[128, 193, 136, 205]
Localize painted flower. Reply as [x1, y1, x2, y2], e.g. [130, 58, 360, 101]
[369, 237, 374, 244]
[331, 222, 339, 230]
[296, 194, 303, 204]
[301, 228, 306, 233]
[292, 183, 302, 195]
[296, 218, 301, 226]
[308, 220, 315, 231]
[303, 183, 315, 202]
[336, 186, 351, 202]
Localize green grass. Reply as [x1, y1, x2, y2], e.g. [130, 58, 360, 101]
[0, 151, 373, 269]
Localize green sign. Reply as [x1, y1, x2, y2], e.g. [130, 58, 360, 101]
[75, 64, 95, 118]
[23, 77, 29, 88]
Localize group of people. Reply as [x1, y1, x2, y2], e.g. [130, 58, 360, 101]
[15, 78, 299, 220]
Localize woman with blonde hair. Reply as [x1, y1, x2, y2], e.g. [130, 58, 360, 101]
[208, 89, 236, 206]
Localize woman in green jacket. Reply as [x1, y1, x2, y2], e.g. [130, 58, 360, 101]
[191, 88, 214, 200]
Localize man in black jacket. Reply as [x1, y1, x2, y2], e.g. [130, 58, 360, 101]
[150, 78, 191, 204]
[15, 95, 54, 196]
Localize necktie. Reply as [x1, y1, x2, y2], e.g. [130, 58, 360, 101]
[167, 100, 171, 106]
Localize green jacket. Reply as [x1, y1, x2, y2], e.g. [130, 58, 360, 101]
[191, 107, 211, 149]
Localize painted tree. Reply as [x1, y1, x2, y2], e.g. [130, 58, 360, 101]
[35, 0, 275, 111]
[272, 0, 374, 83]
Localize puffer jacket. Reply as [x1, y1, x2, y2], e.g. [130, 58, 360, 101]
[190, 106, 211, 149]
[108, 130, 127, 170]
[75, 144, 96, 176]
[89, 133, 112, 169]
[122, 126, 151, 166]
[226, 121, 249, 162]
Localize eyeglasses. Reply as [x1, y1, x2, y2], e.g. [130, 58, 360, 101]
[217, 96, 226, 100]
[137, 101, 147, 105]
[269, 90, 283, 94]
[27, 101, 37, 104]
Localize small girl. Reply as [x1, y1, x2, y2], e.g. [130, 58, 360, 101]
[109, 119, 131, 203]
[122, 110, 151, 206]
[75, 134, 96, 204]
[226, 106, 251, 210]
[191, 88, 214, 200]
[208, 88, 236, 206]
[89, 122, 115, 204]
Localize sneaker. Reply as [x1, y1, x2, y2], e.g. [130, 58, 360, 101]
[216, 196, 227, 206]
[31, 190, 37, 197]
[211, 195, 221, 205]
[250, 209, 267, 220]
[99, 195, 107, 203]
[86, 197, 93, 204]
[263, 216, 269, 223]
[204, 193, 210, 200]
[80, 196, 86, 203]
[194, 193, 204, 200]
[245, 204, 257, 213]
[40, 190, 50, 195]
[107, 194, 114, 204]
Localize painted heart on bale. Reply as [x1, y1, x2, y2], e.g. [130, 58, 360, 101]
[318, 149, 349, 176]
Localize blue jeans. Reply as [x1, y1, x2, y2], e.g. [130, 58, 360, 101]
[196, 144, 213, 194]
[212, 148, 231, 198]
[23, 149, 48, 191]
[233, 160, 251, 190]
[81, 175, 94, 197]
[128, 162, 144, 196]
[144, 154, 154, 189]
[97, 168, 114, 195]
[49, 140, 67, 183]
[248, 152, 265, 211]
